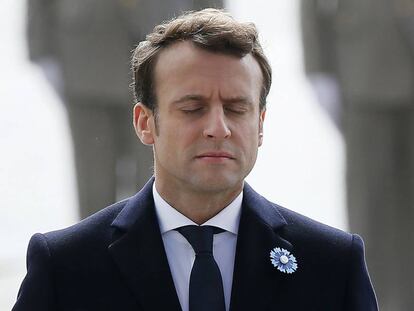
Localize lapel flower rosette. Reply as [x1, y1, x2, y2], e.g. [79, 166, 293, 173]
[270, 247, 298, 274]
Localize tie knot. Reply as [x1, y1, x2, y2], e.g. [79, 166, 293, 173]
[177, 225, 224, 255]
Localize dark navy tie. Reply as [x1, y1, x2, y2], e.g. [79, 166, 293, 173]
[177, 225, 226, 311]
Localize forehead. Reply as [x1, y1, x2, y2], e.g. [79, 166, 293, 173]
[153, 41, 263, 104]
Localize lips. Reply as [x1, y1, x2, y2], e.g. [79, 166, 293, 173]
[196, 151, 235, 160]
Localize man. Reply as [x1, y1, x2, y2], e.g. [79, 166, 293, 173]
[301, 1, 414, 309]
[14, 9, 377, 310]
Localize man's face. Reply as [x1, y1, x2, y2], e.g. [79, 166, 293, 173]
[134, 41, 265, 195]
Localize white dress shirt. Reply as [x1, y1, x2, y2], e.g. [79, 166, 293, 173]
[153, 184, 242, 311]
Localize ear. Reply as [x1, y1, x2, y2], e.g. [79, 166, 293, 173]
[258, 108, 266, 147]
[133, 103, 155, 145]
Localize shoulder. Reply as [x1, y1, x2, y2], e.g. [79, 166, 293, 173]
[278, 204, 353, 245]
[274, 203, 377, 302]
[13, 199, 131, 310]
[258, 201, 377, 308]
[243, 183, 358, 255]
[275, 203, 362, 258]
[32, 199, 128, 258]
[270, 202, 371, 290]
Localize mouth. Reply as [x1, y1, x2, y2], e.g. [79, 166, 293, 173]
[195, 152, 235, 161]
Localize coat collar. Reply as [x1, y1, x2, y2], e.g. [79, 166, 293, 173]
[109, 178, 293, 311]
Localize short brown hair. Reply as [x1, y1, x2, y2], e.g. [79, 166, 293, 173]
[131, 8, 272, 112]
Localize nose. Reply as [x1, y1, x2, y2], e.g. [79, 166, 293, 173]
[202, 108, 231, 140]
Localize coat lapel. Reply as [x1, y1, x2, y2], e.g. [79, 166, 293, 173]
[108, 178, 182, 311]
[230, 183, 294, 311]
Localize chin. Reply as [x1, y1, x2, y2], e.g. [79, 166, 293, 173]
[188, 174, 243, 194]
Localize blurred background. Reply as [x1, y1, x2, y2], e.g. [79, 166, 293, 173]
[1, 0, 412, 310]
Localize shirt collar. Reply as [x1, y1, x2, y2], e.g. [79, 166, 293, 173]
[153, 183, 242, 235]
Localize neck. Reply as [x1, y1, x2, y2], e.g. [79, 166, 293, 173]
[155, 179, 243, 225]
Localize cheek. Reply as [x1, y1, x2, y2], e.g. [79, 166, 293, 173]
[156, 124, 197, 156]
[235, 121, 261, 140]
[234, 127, 260, 156]
[175, 123, 201, 143]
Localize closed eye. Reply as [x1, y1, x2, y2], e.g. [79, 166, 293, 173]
[181, 106, 204, 114]
[225, 107, 247, 114]
[224, 103, 250, 115]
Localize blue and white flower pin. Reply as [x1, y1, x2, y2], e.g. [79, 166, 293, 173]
[270, 247, 298, 274]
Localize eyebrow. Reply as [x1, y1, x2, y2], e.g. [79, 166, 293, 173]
[172, 94, 254, 106]
[172, 94, 205, 105]
[221, 96, 253, 106]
